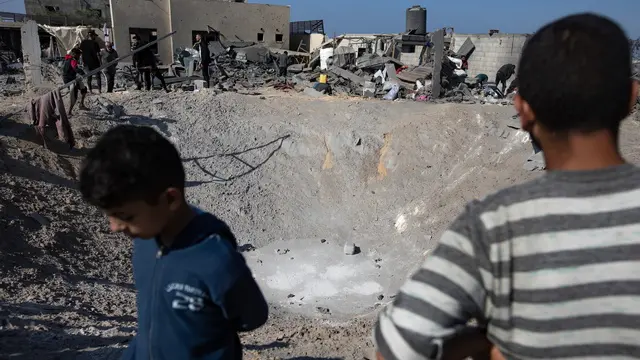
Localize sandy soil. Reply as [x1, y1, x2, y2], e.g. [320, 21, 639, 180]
[3, 87, 640, 359]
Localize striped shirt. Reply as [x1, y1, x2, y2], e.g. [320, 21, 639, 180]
[375, 164, 640, 360]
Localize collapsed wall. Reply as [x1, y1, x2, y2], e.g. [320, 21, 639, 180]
[452, 33, 529, 79]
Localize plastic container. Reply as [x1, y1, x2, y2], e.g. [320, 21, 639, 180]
[319, 74, 328, 84]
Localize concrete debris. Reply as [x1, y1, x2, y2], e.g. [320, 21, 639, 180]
[343, 242, 357, 255]
[316, 307, 331, 315]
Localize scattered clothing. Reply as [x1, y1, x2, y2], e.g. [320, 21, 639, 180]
[375, 164, 640, 359]
[27, 89, 75, 148]
[121, 209, 268, 360]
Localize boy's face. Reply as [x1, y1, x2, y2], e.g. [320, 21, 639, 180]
[103, 188, 183, 239]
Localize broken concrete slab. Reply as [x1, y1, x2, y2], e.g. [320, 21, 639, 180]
[328, 66, 367, 86]
[456, 37, 476, 59]
[287, 64, 304, 74]
[396, 65, 433, 84]
[356, 54, 404, 71]
[385, 63, 399, 84]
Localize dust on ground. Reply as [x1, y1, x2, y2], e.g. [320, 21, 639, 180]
[3, 88, 640, 359]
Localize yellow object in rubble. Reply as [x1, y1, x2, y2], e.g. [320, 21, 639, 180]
[319, 74, 327, 84]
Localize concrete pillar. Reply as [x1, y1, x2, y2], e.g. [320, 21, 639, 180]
[431, 29, 444, 98]
[21, 20, 42, 89]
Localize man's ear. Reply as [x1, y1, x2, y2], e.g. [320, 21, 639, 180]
[514, 93, 535, 132]
[165, 187, 184, 211]
[629, 80, 639, 114]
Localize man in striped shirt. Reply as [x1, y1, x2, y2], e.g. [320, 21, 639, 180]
[375, 13, 640, 360]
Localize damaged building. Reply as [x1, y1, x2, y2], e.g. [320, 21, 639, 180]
[109, 0, 290, 65]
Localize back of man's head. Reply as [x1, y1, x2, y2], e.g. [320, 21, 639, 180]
[518, 13, 632, 133]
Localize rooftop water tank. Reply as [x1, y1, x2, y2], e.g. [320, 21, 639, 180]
[406, 5, 427, 35]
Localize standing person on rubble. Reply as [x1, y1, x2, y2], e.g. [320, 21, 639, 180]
[63, 48, 88, 116]
[374, 13, 640, 360]
[102, 41, 119, 93]
[79, 125, 269, 360]
[80, 30, 102, 93]
[193, 33, 211, 88]
[277, 51, 289, 77]
[495, 63, 516, 93]
[131, 35, 169, 93]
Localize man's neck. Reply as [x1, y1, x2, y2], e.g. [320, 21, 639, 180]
[158, 204, 196, 248]
[543, 131, 625, 171]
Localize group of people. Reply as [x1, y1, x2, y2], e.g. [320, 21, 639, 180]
[75, 13, 640, 360]
[472, 63, 518, 96]
[62, 29, 170, 116]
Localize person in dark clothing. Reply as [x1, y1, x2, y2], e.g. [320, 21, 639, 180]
[63, 48, 88, 115]
[495, 63, 516, 93]
[278, 51, 289, 77]
[131, 35, 169, 92]
[79, 125, 269, 360]
[193, 33, 211, 88]
[80, 30, 102, 93]
[102, 41, 119, 93]
[506, 76, 519, 95]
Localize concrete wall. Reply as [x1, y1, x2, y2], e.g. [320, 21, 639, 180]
[400, 45, 425, 66]
[109, 0, 288, 65]
[109, 0, 172, 63]
[452, 33, 529, 80]
[170, 1, 290, 54]
[25, 0, 110, 25]
[290, 33, 325, 52]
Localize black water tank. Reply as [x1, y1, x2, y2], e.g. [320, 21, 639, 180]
[406, 5, 427, 35]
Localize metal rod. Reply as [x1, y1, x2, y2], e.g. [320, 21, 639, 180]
[56, 30, 177, 91]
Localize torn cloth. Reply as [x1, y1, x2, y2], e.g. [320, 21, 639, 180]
[27, 90, 75, 148]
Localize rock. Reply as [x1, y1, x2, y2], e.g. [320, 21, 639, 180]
[320, 239, 327, 243]
[152, 99, 163, 105]
[316, 306, 331, 314]
[377, 294, 384, 301]
[343, 242, 356, 255]
[287, 294, 295, 298]
[276, 248, 290, 255]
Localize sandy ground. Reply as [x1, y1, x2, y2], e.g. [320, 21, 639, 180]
[3, 87, 640, 359]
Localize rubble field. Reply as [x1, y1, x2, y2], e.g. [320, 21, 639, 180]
[3, 89, 640, 360]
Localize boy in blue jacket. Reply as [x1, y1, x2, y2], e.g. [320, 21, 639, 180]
[79, 125, 268, 360]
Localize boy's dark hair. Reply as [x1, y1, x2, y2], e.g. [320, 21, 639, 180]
[518, 13, 632, 133]
[80, 125, 185, 209]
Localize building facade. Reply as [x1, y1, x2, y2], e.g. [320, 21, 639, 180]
[24, 0, 110, 26]
[109, 0, 289, 65]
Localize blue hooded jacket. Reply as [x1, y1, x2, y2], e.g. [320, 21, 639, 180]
[122, 209, 268, 360]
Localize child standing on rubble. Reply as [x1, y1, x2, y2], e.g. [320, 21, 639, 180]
[375, 13, 640, 360]
[79, 125, 268, 360]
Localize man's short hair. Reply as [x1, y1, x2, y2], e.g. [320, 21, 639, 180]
[518, 13, 632, 133]
[80, 125, 185, 209]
